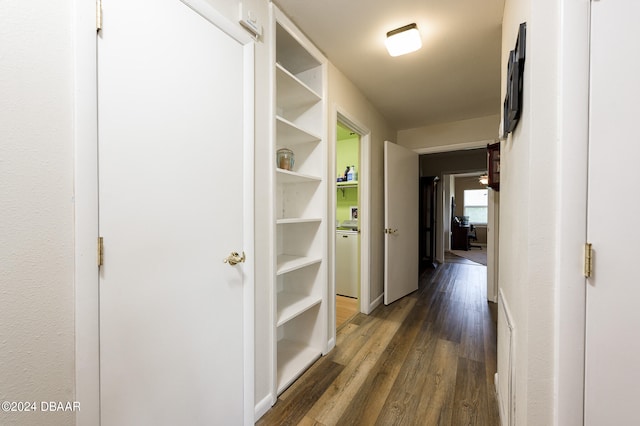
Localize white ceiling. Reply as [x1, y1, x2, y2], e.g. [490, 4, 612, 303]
[273, 0, 505, 130]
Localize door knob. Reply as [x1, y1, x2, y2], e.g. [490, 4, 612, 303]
[224, 251, 246, 266]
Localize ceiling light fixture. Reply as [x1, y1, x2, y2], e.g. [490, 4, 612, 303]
[479, 174, 489, 185]
[385, 23, 422, 57]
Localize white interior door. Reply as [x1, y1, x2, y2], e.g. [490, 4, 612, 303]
[384, 141, 419, 305]
[585, 1, 640, 424]
[97, 1, 252, 424]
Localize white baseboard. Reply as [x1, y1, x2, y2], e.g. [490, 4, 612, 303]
[254, 393, 273, 422]
[327, 337, 336, 353]
[369, 294, 383, 313]
[495, 372, 506, 426]
[497, 289, 516, 426]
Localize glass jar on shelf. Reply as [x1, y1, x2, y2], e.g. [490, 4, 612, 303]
[276, 148, 295, 171]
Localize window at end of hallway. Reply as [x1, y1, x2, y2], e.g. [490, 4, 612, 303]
[463, 189, 488, 225]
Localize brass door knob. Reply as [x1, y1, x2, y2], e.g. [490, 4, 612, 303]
[224, 251, 246, 266]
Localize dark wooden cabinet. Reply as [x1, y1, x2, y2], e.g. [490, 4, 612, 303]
[487, 142, 500, 191]
[419, 176, 438, 269]
[451, 225, 470, 250]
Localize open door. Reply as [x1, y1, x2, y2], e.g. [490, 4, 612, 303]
[384, 141, 419, 305]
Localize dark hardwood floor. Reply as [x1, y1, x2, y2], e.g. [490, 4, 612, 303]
[257, 262, 499, 426]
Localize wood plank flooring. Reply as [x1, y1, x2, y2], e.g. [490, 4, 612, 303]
[336, 295, 359, 328]
[258, 262, 499, 426]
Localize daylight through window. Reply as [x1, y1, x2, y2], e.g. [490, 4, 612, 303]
[463, 189, 488, 224]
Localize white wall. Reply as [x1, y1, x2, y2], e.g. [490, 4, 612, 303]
[0, 1, 76, 426]
[497, 0, 578, 424]
[397, 114, 500, 153]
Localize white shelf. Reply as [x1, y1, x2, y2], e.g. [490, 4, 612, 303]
[276, 218, 322, 225]
[276, 116, 321, 147]
[276, 24, 321, 75]
[277, 293, 322, 327]
[277, 254, 322, 275]
[276, 64, 321, 111]
[276, 339, 321, 394]
[337, 180, 358, 187]
[276, 168, 321, 183]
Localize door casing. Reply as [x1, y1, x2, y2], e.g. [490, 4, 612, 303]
[328, 108, 372, 351]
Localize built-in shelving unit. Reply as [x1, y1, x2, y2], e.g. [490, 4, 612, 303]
[270, 4, 328, 399]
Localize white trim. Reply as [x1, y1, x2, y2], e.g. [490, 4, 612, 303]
[180, 0, 253, 44]
[328, 116, 338, 347]
[254, 394, 273, 421]
[369, 294, 384, 313]
[241, 42, 256, 426]
[495, 373, 505, 426]
[498, 289, 516, 426]
[75, 2, 256, 424]
[555, 1, 590, 425]
[359, 130, 372, 315]
[334, 109, 372, 317]
[267, 3, 277, 407]
[73, 0, 99, 424]
[487, 189, 499, 303]
[413, 139, 495, 155]
[327, 336, 336, 351]
[328, 106, 373, 349]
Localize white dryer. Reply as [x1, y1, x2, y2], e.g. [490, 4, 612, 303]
[336, 229, 359, 298]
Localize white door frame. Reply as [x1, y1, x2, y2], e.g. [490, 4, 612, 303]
[73, 1, 255, 424]
[328, 107, 371, 349]
[555, 1, 590, 424]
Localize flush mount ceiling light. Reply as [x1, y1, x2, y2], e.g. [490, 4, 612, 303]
[385, 23, 422, 57]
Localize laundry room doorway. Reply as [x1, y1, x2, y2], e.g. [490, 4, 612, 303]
[328, 109, 372, 345]
[335, 121, 360, 327]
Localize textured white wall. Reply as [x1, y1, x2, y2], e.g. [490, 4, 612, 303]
[498, 0, 563, 424]
[0, 1, 75, 426]
[397, 114, 500, 152]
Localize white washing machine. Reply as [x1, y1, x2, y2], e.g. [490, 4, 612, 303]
[336, 229, 359, 298]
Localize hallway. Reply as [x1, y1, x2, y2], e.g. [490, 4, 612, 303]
[258, 262, 499, 425]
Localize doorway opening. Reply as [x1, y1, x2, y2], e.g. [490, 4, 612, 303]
[418, 147, 498, 303]
[335, 121, 360, 327]
[445, 172, 488, 266]
[420, 175, 439, 270]
[328, 109, 371, 349]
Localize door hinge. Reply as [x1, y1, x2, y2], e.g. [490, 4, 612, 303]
[96, 0, 102, 32]
[97, 236, 104, 267]
[584, 243, 593, 278]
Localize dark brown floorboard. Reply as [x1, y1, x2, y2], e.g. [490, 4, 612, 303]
[257, 262, 499, 426]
